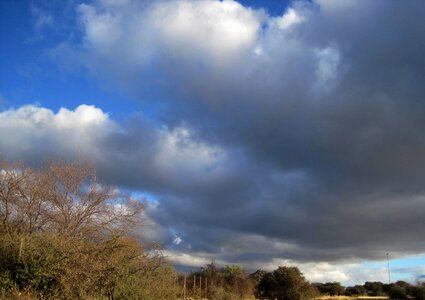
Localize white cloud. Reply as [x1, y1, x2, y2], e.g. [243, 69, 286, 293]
[0, 105, 113, 159]
[74, 0, 264, 75]
[155, 126, 225, 179]
[256, 259, 357, 284]
[147, 0, 262, 61]
[78, 4, 125, 56]
[55, 104, 109, 127]
[164, 249, 227, 268]
[274, 8, 304, 30]
[173, 235, 183, 245]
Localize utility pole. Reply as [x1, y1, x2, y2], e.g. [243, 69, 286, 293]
[386, 253, 391, 284]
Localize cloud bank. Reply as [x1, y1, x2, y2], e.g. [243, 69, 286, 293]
[3, 0, 425, 284]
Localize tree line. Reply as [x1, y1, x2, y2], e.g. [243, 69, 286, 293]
[176, 264, 425, 300]
[311, 280, 425, 300]
[1, 160, 424, 299]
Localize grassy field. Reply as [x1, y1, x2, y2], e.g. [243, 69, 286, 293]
[316, 296, 389, 300]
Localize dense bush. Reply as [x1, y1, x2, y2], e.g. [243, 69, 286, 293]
[313, 282, 345, 296]
[193, 262, 255, 300]
[256, 266, 318, 300]
[364, 281, 385, 296]
[388, 284, 408, 299]
[0, 233, 177, 299]
[345, 285, 367, 296]
[408, 285, 425, 300]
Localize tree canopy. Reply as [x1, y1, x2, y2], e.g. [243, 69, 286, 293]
[256, 266, 317, 300]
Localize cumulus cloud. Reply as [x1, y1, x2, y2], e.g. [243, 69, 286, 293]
[0, 105, 112, 160]
[0, 104, 234, 193]
[6, 0, 425, 283]
[147, 0, 263, 60]
[272, 7, 304, 30]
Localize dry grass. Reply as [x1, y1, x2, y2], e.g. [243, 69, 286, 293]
[316, 296, 389, 300]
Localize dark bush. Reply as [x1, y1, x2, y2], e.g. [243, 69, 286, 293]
[388, 284, 407, 299]
[256, 266, 317, 300]
[408, 285, 425, 300]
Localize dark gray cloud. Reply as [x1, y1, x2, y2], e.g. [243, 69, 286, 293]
[3, 0, 425, 279]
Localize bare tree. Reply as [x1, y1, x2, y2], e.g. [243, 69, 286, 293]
[0, 161, 47, 235]
[0, 160, 144, 240]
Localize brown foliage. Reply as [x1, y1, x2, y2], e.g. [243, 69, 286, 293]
[0, 160, 177, 299]
[0, 160, 143, 240]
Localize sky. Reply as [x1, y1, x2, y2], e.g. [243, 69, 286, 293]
[1, 0, 425, 286]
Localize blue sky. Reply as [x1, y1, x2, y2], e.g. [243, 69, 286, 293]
[1, 0, 425, 285]
[0, 0, 138, 115]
